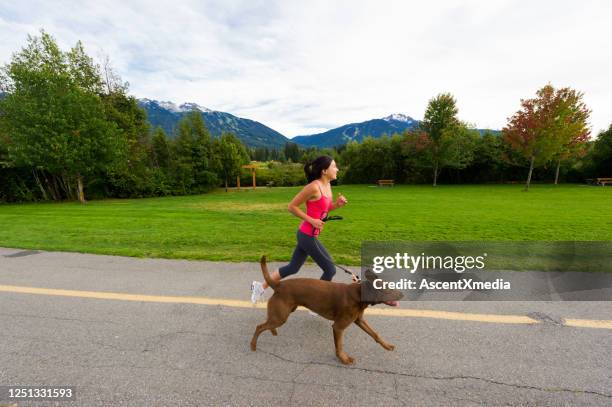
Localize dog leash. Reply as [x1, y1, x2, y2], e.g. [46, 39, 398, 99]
[314, 215, 361, 282]
[322, 215, 343, 222]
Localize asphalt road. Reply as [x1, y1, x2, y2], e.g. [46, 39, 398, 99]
[0, 247, 610, 406]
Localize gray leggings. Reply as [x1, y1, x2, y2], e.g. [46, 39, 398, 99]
[279, 230, 336, 281]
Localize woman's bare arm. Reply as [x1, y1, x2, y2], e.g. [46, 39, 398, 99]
[329, 193, 347, 211]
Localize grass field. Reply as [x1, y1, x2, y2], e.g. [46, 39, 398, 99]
[0, 184, 610, 265]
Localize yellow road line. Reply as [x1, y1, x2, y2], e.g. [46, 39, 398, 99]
[1, 284, 610, 329]
[564, 318, 612, 330]
[0, 284, 249, 307]
[364, 307, 537, 325]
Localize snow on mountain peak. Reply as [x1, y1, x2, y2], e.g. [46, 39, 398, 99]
[382, 113, 414, 123]
[179, 102, 212, 113]
[158, 100, 181, 113]
[138, 99, 213, 113]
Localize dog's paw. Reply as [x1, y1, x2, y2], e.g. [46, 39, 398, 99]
[382, 342, 395, 351]
[271, 328, 278, 336]
[338, 354, 355, 365]
[250, 342, 257, 351]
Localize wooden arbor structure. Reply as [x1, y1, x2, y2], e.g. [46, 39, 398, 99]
[237, 164, 257, 189]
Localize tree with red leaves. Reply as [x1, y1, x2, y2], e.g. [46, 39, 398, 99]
[503, 85, 590, 190]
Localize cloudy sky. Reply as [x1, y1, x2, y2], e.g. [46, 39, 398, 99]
[1, 0, 610, 137]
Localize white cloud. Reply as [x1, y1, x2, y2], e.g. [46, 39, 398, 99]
[1, 0, 611, 137]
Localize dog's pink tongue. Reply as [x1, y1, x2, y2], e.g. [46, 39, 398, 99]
[384, 300, 399, 307]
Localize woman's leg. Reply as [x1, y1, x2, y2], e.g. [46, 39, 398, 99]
[270, 243, 308, 288]
[303, 235, 336, 281]
[253, 233, 308, 303]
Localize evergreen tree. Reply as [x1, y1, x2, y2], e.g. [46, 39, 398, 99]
[283, 142, 300, 163]
[151, 127, 171, 169]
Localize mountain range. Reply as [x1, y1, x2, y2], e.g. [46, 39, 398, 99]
[291, 114, 421, 147]
[137, 99, 289, 149]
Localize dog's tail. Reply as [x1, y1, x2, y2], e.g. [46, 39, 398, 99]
[260, 255, 278, 290]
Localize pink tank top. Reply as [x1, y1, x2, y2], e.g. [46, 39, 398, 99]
[299, 181, 333, 237]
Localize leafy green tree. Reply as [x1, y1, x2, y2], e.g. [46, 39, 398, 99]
[170, 111, 217, 193]
[545, 86, 591, 184]
[213, 132, 250, 191]
[0, 30, 124, 203]
[101, 88, 153, 197]
[398, 130, 430, 183]
[420, 93, 474, 185]
[459, 132, 509, 183]
[340, 136, 395, 183]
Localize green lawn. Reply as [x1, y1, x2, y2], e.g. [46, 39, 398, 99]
[0, 185, 610, 265]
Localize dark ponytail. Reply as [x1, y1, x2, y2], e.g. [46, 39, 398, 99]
[304, 155, 334, 183]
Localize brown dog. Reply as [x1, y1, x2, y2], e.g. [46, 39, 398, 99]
[250, 256, 403, 365]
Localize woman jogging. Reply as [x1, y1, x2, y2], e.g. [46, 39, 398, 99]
[250, 155, 348, 304]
